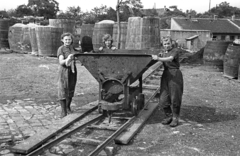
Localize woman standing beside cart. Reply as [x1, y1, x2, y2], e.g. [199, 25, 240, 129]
[57, 32, 78, 118]
[152, 37, 184, 127]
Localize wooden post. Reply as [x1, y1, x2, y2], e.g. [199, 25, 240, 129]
[116, 0, 122, 49]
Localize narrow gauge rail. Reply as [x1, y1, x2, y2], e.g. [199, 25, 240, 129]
[11, 54, 163, 156]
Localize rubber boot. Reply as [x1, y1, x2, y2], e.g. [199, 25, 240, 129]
[66, 97, 73, 114]
[161, 106, 173, 125]
[60, 100, 67, 118]
[170, 107, 180, 127]
[161, 113, 173, 125]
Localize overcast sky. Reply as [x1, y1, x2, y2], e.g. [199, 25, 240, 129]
[0, 0, 239, 14]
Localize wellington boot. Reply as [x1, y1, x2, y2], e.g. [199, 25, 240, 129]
[66, 98, 73, 114]
[60, 100, 67, 118]
[169, 117, 179, 127]
[161, 117, 173, 125]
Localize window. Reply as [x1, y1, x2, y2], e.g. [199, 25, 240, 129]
[230, 36, 235, 40]
[212, 36, 217, 40]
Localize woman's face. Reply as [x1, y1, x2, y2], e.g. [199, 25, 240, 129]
[105, 40, 112, 48]
[62, 36, 72, 46]
[163, 40, 172, 51]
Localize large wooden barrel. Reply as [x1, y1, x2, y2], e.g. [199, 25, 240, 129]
[112, 22, 128, 49]
[29, 25, 38, 55]
[49, 19, 75, 34]
[223, 45, 240, 79]
[203, 41, 232, 70]
[8, 23, 31, 53]
[0, 19, 10, 48]
[125, 17, 161, 50]
[35, 26, 63, 57]
[92, 23, 114, 50]
[80, 24, 94, 40]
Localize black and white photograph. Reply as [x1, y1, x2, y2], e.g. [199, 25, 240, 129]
[0, 0, 240, 155]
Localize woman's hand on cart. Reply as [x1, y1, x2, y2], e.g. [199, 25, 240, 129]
[152, 55, 159, 60]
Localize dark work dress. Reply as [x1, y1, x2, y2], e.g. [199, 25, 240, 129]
[57, 45, 77, 100]
[159, 47, 184, 117]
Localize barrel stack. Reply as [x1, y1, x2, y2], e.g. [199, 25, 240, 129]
[203, 41, 232, 71]
[92, 21, 114, 51]
[35, 26, 63, 57]
[8, 23, 32, 53]
[223, 44, 240, 79]
[0, 19, 11, 49]
[125, 17, 161, 50]
[112, 22, 128, 49]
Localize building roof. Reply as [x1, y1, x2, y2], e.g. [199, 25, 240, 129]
[231, 20, 240, 28]
[173, 18, 240, 34]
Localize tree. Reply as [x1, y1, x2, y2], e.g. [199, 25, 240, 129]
[27, 0, 59, 18]
[57, 6, 82, 19]
[15, 5, 33, 17]
[91, 5, 108, 21]
[201, 1, 240, 18]
[0, 10, 9, 18]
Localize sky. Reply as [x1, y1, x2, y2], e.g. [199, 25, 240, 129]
[0, 0, 239, 14]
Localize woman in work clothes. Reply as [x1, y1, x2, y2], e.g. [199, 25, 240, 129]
[152, 37, 184, 127]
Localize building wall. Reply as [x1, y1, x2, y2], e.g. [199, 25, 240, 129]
[212, 34, 240, 41]
[160, 29, 211, 51]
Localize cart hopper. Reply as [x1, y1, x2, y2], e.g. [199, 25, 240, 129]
[74, 52, 157, 85]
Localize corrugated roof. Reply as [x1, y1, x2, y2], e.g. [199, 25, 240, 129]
[173, 18, 240, 33]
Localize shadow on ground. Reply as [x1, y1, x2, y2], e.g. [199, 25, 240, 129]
[147, 105, 238, 125]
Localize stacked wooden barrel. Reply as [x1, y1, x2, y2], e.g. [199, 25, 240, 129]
[49, 19, 75, 34]
[92, 22, 114, 50]
[28, 24, 39, 55]
[0, 19, 11, 49]
[49, 19, 80, 48]
[223, 45, 240, 79]
[80, 24, 94, 40]
[8, 23, 32, 53]
[112, 22, 128, 49]
[203, 41, 232, 70]
[35, 26, 63, 57]
[125, 17, 161, 50]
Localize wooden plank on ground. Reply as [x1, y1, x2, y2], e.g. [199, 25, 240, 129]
[131, 61, 162, 87]
[11, 101, 98, 154]
[143, 84, 160, 90]
[114, 102, 159, 144]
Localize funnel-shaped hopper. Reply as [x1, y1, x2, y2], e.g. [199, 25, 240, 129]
[75, 53, 157, 84]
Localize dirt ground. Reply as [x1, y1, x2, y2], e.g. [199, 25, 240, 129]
[1, 50, 240, 156]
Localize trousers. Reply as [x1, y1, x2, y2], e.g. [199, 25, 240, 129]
[159, 68, 183, 117]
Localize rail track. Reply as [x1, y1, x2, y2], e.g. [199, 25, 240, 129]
[11, 61, 163, 156]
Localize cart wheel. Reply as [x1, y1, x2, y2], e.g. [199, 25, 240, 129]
[138, 93, 145, 110]
[131, 97, 138, 116]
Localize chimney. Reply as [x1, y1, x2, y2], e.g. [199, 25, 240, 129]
[164, 6, 166, 11]
[232, 14, 235, 21]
